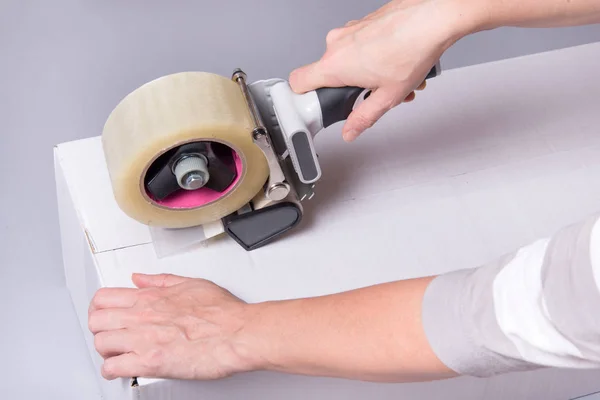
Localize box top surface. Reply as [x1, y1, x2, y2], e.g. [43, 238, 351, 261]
[56, 43, 600, 295]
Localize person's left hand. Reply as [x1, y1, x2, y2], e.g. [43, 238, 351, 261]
[88, 273, 259, 381]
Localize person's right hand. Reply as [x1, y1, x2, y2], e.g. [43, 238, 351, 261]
[289, 0, 487, 142]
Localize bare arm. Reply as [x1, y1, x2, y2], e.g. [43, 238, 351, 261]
[238, 276, 455, 382]
[483, 0, 600, 29]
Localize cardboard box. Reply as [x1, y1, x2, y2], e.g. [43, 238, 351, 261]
[54, 43, 600, 399]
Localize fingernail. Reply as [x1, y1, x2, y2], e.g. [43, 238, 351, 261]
[343, 130, 358, 141]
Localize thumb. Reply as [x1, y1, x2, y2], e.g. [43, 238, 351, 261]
[289, 59, 343, 94]
[132, 273, 191, 288]
[342, 87, 398, 142]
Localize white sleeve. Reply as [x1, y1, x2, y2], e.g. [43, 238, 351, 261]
[421, 212, 600, 377]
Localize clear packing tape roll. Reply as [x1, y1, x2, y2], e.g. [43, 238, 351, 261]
[101, 71, 270, 229]
[102, 71, 272, 257]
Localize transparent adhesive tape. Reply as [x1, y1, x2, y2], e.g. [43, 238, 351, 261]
[149, 220, 226, 259]
[101, 71, 269, 229]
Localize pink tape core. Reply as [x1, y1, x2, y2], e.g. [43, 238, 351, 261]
[151, 152, 243, 209]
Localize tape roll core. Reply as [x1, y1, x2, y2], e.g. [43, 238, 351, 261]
[102, 71, 269, 228]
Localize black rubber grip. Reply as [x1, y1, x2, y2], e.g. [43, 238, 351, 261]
[316, 63, 440, 128]
[316, 86, 365, 128]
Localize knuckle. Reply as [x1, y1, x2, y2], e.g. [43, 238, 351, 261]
[90, 292, 101, 308]
[88, 313, 98, 332]
[91, 288, 111, 308]
[143, 349, 164, 373]
[94, 287, 109, 300]
[101, 360, 116, 380]
[325, 28, 343, 45]
[353, 113, 376, 129]
[93, 333, 104, 352]
[382, 94, 399, 110]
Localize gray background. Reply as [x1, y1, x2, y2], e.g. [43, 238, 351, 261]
[0, 1, 599, 398]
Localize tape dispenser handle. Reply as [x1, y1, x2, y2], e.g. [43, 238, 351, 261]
[315, 62, 441, 129]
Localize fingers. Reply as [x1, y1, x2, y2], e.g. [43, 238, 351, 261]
[403, 91, 416, 102]
[289, 16, 368, 94]
[88, 308, 139, 334]
[89, 287, 139, 314]
[94, 329, 138, 359]
[101, 353, 143, 380]
[342, 88, 399, 142]
[90, 274, 191, 314]
[289, 59, 345, 94]
[342, 79, 426, 140]
[406, 80, 426, 101]
[132, 273, 190, 289]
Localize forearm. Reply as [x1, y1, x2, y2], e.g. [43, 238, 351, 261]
[471, 0, 600, 31]
[238, 277, 456, 382]
[236, 212, 600, 381]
